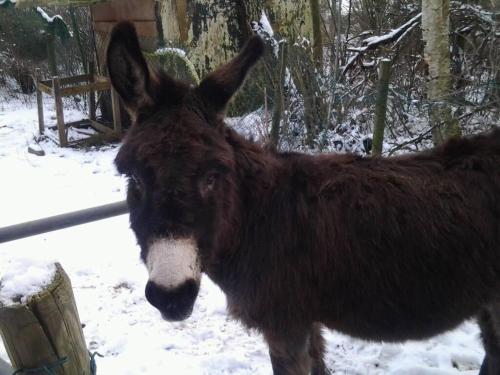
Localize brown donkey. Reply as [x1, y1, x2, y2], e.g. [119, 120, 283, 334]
[107, 22, 500, 375]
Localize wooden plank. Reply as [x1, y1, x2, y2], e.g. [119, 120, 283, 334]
[91, 0, 155, 22]
[35, 68, 45, 135]
[38, 82, 53, 95]
[111, 87, 122, 137]
[65, 119, 89, 128]
[59, 74, 92, 85]
[53, 77, 68, 147]
[89, 119, 113, 134]
[59, 80, 110, 97]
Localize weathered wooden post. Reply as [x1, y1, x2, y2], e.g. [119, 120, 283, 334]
[53, 77, 68, 147]
[372, 59, 391, 156]
[35, 68, 45, 136]
[88, 61, 96, 122]
[0, 263, 91, 374]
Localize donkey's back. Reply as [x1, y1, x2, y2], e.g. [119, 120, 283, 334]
[270, 129, 500, 341]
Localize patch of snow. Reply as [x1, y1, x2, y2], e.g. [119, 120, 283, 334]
[155, 47, 187, 58]
[0, 259, 56, 305]
[259, 11, 274, 37]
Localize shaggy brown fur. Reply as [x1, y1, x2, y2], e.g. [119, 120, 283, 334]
[107, 22, 500, 375]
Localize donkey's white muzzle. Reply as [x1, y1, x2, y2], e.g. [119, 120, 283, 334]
[146, 237, 201, 289]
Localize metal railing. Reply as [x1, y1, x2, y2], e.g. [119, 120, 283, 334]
[0, 201, 129, 244]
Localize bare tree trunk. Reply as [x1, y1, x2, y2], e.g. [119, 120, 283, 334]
[372, 59, 391, 156]
[309, 0, 323, 68]
[421, 0, 461, 145]
[270, 42, 288, 148]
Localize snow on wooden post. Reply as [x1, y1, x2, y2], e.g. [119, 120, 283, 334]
[372, 59, 391, 156]
[0, 263, 91, 374]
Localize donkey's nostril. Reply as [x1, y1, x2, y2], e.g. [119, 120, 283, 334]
[145, 280, 199, 321]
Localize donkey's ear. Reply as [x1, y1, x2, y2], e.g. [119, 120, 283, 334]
[197, 36, 264, 114]
[107, 22, 155, 118]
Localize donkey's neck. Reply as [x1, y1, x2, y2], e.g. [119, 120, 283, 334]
[225, 128, 283, 203]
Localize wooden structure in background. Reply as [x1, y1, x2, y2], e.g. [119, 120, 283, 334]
[35, 68, 121, 147]
[91, 0, 158, 71]
[0, 263, 91, 374]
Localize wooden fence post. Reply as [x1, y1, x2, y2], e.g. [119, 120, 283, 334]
[0, 263, 91, 375]
[88, 61, 96, 122]
[35, 68, 45, 136]
[372, 59, 391, 156]
[53, 77, 68, 147]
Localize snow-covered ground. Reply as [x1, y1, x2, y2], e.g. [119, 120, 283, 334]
[0, 95, 484, 374]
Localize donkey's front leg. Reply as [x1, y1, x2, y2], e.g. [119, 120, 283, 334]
[264, 328, 313, 375]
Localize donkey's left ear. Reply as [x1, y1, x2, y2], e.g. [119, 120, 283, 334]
[106, 22, 156, 119]
[197, 36, 264, 114]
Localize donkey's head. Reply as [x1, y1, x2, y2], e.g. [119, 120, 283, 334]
[107, 22, 263, 321]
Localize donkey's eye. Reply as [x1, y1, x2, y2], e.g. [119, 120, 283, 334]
[199, 172, 218, 198]
[206, 174, 216, 189]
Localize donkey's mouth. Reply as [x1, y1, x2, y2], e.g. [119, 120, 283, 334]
[143, 237, 201, 321]
[145, 279, 199, 321]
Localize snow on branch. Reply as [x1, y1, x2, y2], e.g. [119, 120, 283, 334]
[452, 2, 494, 25]
[36, 6, 64, 23]
[342, 13, 421, 76]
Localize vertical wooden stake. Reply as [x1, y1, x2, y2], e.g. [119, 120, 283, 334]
[35, 68, 44, 135]
[53, 77, 68, 147]
[111, 87, 122, 137]
[372, 59, 391, 156]
[88, 61, 96, 122]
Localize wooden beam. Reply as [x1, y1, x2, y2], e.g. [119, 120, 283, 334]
[37, 82, 53, 95]
[89, 119, 113, 134]
[58, 74, 93, 85]
[59, 80, 110, 97]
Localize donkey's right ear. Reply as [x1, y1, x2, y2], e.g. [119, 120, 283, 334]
[106, 22, 154, 118]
